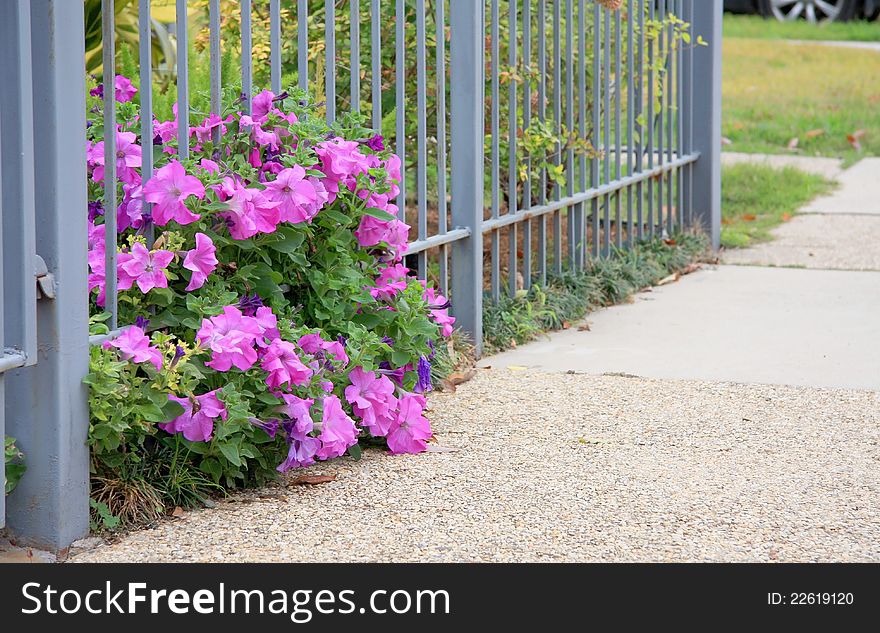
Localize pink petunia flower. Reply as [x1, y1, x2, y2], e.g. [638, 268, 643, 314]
[423, 286, 456, 337]
[114, 75, 138, 103]
[254, 306, 280, 346]
[316, 395, 359, 460]
[276, 395, 321, 471]
[344, 367, 397, 436]
[220, 181, 282, 239]
[143, 160, 205, 226]
[263, 166, 326, 224]
[196, 305, 264, 372]
[386, 394, 433, 454]
[192, 113, 234, 144]
[261, 338, 314, 390]
[159, 390, 227, 442]
[91, 131, 142, 185]
[183, 232, 219, 291]
[102, 325, 163, 371]
[315, 137, 370, 189]
[370, 263, 409, 302]
[118, 242, 174, 294]
[251, 90, 276, 120]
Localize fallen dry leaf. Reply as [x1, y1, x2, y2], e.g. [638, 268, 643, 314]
[787, 137, 799, 151]
[741, 213, 757, 222]
[561, 321, 571, 330]
[847, 129, 866, 151]
[171, 506, 184, 517]
[663, 238, 677, 246]
[577, 323, 592, 332]
[440, 369, 477, 392]
[804, 129, 825, 140]
[680, 262, 702, 275]
[656, 272, 680, 286]
[290, 474, 337, 486]
[781, 212, 792, 222]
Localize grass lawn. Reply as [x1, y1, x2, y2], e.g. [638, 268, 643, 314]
[723, 14, 880, 42]
[721, 163, 834, 248]
[722, 37, 880, 162]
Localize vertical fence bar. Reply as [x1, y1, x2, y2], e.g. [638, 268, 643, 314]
[240, 0, 252, 114]
[1, 0, 38, 370]
[625, 0, 634, 247]
[371, 0, 381, 130]
[537, 0, 547, 286]
[636, 0, 644, 240]
[682, 0, 694, 228]
[646, 0, 655, 239]
[4, 0, 90, 550]
[676, 0, 685, 228]
[416, 0, 427, 279]
[614, 7, 622, 249]
[102, 0, 118, 329]
[522, 0, 532, 290]
[395, 0, 406, 218]
[602, 7, 610, 256]
[576, 0, 586, 269]
[507, 0, 518, 297]
[666, 0, 674, 232]
[565, 0, 574, 269]
[298, 0, 308, 91]
[139, 0, 155, 246]
[490, 0, 500, 302]
[590, 0, 600, 257]
[656, 0, 669, 236]
[209, 0, 222, 144]
[436, 0, 449, 295]
[351, 0, 360, 112]
[177, 0, 191, 154]
[692, 0, 721, 248]
[449, 0, 485, 356]
[552, 0, 561, 272]
[270, 0, 281, 94]
[325, 0, 336, 123]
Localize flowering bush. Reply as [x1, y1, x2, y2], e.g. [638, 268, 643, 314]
[85, 77, 453, 494]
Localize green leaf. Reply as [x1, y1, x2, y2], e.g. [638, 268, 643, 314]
[199, 457, 222, 482]
[361, 207, 397, 222]
[161, 399, 186, 421]
[347, 443, 363, 461]
[218, 441, 242, 467]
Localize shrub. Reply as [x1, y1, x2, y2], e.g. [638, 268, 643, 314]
[85, 77, 453, 517]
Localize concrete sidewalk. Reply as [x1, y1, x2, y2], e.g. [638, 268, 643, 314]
[479, 265, 880, 390]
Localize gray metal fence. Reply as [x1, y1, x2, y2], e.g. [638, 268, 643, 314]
[1, 0, 721, 549]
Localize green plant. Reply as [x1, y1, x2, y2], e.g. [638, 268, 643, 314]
[4, 437, 26, 495]
[483, 232, 709, 353]
[89, 498, 122, 531]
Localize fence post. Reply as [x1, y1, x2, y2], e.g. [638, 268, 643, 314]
[4, 0, 90, 551]
[691, 0, 722, 249]
[449, 1, 485, 357]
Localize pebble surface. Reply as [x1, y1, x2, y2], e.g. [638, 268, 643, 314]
[73, 370, 880, 563]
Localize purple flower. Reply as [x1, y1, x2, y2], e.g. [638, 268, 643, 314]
[159, 390, 227, 442]
[248, 417, 279, 439]
[238, 293, 263, 316]
[382, 336, 395, 347]
[277, 395, 321, 471]
[364, 134, 385, 152]
[88, 200, 104, 221]
[134, 316, 151, 330]
[102, 326, 163, 371]
[415, 356, 433, 393]
[90, 84, 104, 99]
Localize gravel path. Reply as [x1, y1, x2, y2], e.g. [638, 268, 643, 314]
[73, 370, 880, 563]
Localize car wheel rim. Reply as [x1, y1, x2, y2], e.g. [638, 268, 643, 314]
[770, 0, 846, 22]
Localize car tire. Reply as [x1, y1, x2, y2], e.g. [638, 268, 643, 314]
[756, 0, 858, 22]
